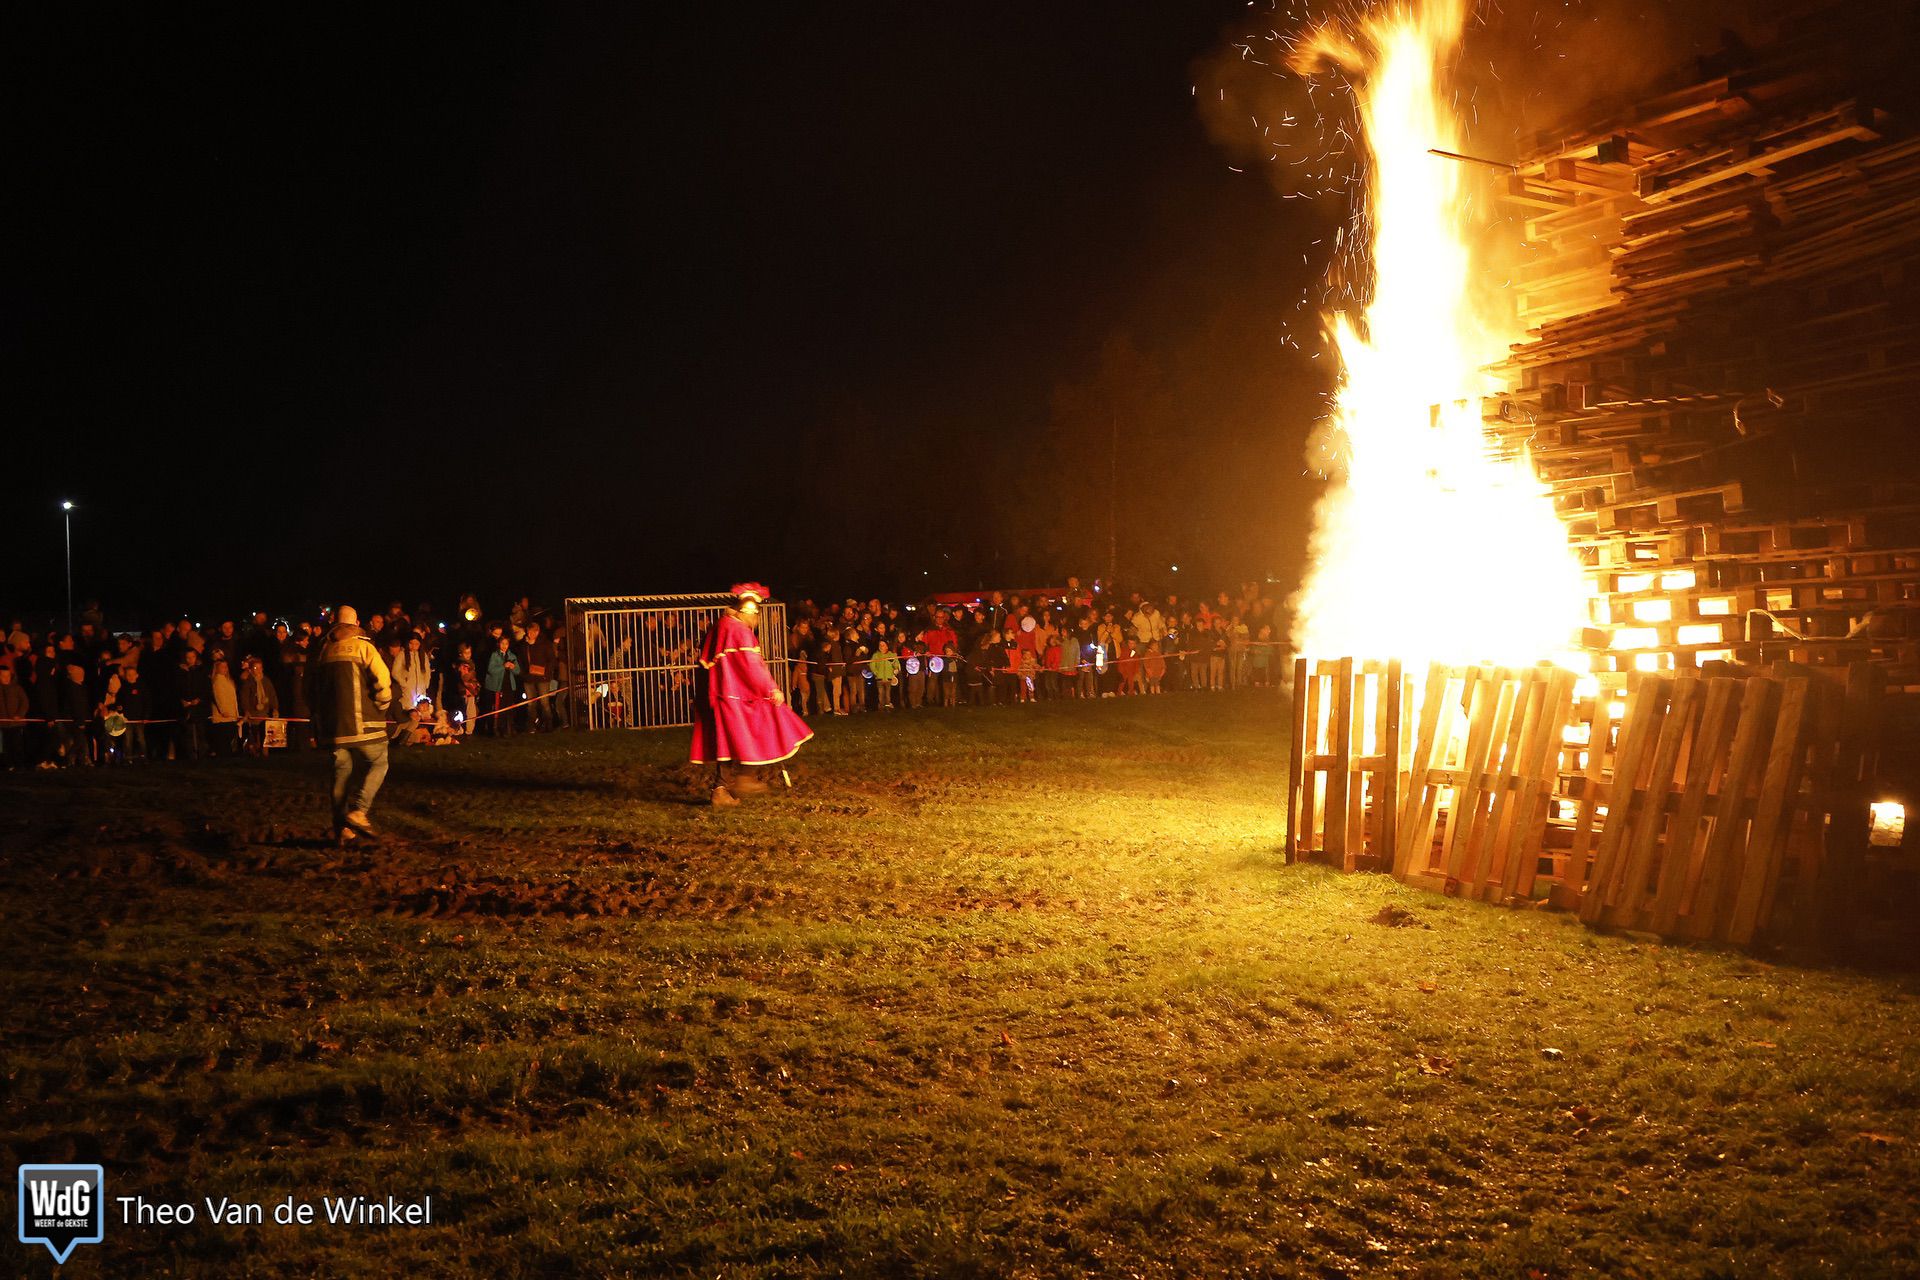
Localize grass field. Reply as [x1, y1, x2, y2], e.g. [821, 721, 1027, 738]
[5, 692, 1920, 1278]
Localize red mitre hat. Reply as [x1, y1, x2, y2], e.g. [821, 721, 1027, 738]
[730, 582, 770, 602]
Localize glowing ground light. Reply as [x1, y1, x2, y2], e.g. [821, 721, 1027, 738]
[1869, 801, 1906, 848]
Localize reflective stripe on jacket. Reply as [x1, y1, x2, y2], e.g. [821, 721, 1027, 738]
[306, 624, 392, 746]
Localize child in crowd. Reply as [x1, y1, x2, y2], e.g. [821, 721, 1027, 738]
[92, 670, 126, 765]
[1042, 632, 1062, 700]
[117, 664, 149, 761]
[447, 642, 481, 735]
[1115, 639, 1140, 696]
[1017, 643, 1040, 704]
[1143, 641, 1166, 695]
[1251, 624, 1274, 687]
[842, 633, 869, 714]
[902, 636, 926, 709]
[790, 644, 811, 716]
[996, 635, 1022, 705]
[1056, 631, 1080, 699]
[869, 638, 899, 711]
[398, 697, 457, 746]
[238, 654, 280, 755]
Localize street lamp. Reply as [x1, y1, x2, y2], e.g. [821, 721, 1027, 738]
[60, 500, 74, 636]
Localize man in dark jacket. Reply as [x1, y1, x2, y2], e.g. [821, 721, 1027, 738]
[522, 620, 560, 733]
[31, 658, 64, 765]
[57, 661, 93, 767]
[176, 648, 211, 760]
[118, 664, 150, 761]
[0, 665, 29, 768]
[306, 605, 394, 844]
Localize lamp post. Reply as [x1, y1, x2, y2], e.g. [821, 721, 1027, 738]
[61, 500, 74, 636]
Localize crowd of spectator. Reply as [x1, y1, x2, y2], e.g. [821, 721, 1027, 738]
[2, 579, 1288, 769]
[0, 596, 569, 770]
[782, 579, 1284, 714]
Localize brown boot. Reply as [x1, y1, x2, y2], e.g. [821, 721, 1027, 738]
[730, 772, 769, 796]
[711, 786, 740, 808]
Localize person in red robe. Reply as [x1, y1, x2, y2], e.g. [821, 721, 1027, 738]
[689, 583, 813, 806]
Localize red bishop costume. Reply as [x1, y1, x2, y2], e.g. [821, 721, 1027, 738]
[689, 584, 812, 802]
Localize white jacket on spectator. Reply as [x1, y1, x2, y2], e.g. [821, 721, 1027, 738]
[211, 672, 240, 723]
[392, 652, 433, 710]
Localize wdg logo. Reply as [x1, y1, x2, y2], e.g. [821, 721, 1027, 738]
[18, 1165, 105, 1264]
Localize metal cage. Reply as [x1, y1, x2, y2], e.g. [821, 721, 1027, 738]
[564, 594, 790, 731]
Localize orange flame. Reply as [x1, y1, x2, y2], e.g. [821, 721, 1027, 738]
[1292, 1, 1590, 670]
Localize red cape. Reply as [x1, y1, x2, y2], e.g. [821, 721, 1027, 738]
[688, 611, 814, 766]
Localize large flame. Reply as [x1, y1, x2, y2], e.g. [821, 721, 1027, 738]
[1291, 1, 1590, 669]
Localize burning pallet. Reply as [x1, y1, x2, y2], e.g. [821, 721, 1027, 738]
[1286, 657, 1891, 954]
[1485, 0, 1920, 687]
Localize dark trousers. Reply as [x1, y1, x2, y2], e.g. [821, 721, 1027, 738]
[51, 721, 87, 766]
[487, 690, 520, 735]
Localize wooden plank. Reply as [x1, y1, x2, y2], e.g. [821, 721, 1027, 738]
[1478, 672, 1540, 896]
[1581, 674, 1670, 924]
[1325, 657, 1354, 869]
[1777, 676, 1846, 947]
[1649, 677, 1741, 936]
[1465, 671, 1534, 893]
[1723, 678, 1813, 946]
[1302, 662, 1325, 859]
[1814, 664, 1885, 948]
[1482, 671, 1559, 901]
[1345, 661, 1368, 871]
[1604, 677, 1701, 930]
[1286, 656, 1308, 864]
[1442, 669, 1510, 885]
[1646, 118, 1881, 203]
[1685, 678, 1780, 940]
[1395, 667, 1461, 880]
[1561, 685, 1618, 894]
[1379, 660, 1404, 868]
[1502, 668, 1580, 900]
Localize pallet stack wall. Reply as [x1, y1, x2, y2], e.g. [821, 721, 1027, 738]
[1483, 2, 1920, 693]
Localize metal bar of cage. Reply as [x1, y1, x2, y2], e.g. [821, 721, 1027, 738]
[564, 595, 789, 730]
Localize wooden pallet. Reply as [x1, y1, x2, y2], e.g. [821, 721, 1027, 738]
[1286, 658, 1406, 872]
[1286, 650, 1893, 955]
[1572, 664, 1880, 947]
[1393, 665, 1580, 902]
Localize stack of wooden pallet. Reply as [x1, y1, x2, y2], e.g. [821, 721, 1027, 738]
[1485, 0, 1920, 690]
[1285, 657, 1888, 952]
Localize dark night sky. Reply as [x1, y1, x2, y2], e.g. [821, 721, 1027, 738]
[7, 3, 1337, 624]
